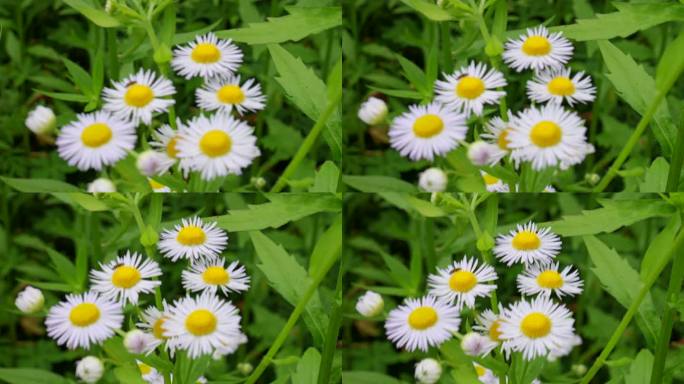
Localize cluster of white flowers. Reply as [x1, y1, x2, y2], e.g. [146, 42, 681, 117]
[358, 25, 597, 192]
[45, 33, 265, 192]
[357, 220, 583, 383]
[39, 216, 250, 382]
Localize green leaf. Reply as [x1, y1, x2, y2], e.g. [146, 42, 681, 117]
[641, 214, 681, 281]
[0, 368, 68, 384]
[63, 57, 94, 97]
[343, 175, 418, 193]
[1, 177, 80, 193]
[367, 86, 423, 100]
[396, 55, 429, 96]
[341, 372, 404, 384]
[399, 0, 455, 21]
[583, 236, 660, 346]
[440, 339, 480, 384]
[655, 30, 684, 92]
[291, 348, 321, 384]
[349, 237, 413, 292]
[249, 231, 328, 343]
[63, 0, 121, 27]
[5, 31, 21, 64]
[548, 198, 674, 236]
[625, 349, 654, 384]
[308, 217, 342, 280]
[216, 6, 340, 44]
[36, 90, 90, 103]
[639, 157, 669, 192]
[377, 193, 446, 218]
[51, 193, 111, 211]
[310, 161, 340, 193]
[555, 3, 684, 41]
[597, 40, 675, 155]
[113, 364, 146, 384]
[213, 194, 341, 231]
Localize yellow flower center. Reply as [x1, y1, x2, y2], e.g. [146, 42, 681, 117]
[520, 312, 552, 338]
[547, 77, 575, 96]
[166, 137, 179, 158]
[537, 270, 564, 288]
[489, 320, 502, 341]
[407, 306, 438, 330]
[153, 317, 168, 340]
[482, 173, 500, 186]
[199, 130, 232, 157]
[413, 114, 444, 138]
[185, 309, 217, 336]
[202, 266, 230, 285]
[124, 84, 155, 108]
[497, 129, 510, 150]
[149, 179, 166, 190]
[217, 84, 245, 104]
[449, 270, 477, 292]
[456, 76, 485, 99]
[191, 43, 221, 64]
[522, 36, 551, 56]
[81, 123, 112, 148]
[530, 121, 562, 148]
[69, 303, 100, 327]
[111, 265, 141, 288]
[512, 230, 541, 250]
[176, 225, 206, 246]
[138, 362, 152, 375]
[475, 365, 486, 377]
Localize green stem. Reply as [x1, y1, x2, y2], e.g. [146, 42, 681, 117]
[107, 29, 119, 80]
[580, 227, 684, 384]
[649, 215, 684, 384]
[464, 196, 499, 312]
[270, 91, 342, 193]
[128, 195, 162, 310]
[666, 115, 684, 191]
[317, 250, 345, 384]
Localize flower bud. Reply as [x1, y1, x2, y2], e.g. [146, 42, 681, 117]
[15, 286, 44, 314]
[25, 105, 56, 135]
[461, 332, 490, 356]
[585, 173, 600, 186]
[251, 177, 267, 189]
[358, 97, 388, 125]
[468, 141, 498, 166]
[418, 168, 448, 192]
[87, 178, 117, 193]
[75, 356, 104, 383]
[123, 329, 155, 354]
[355, 291, 384, 317]
[237, 362, 253, 375]
[415, 358, 442, 384]
[136, 150, 173, 177]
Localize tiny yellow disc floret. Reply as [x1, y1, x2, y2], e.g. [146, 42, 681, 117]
[482, 174, 500, 186]
[449, 270, 478, 292]
[512, 231, 541, 250]
[407, 306, 438, 330]
[547, 77, 575, 96]
[530, 121, 562, 148]
[138, 363, 152, 375]
[185, 309, 217, 336]
[124, 84, 154, 107]
[111, 265, 141, 288]
[191, 43, 221, 64]
[497, 129, 510, 150]
[177, 226, 207, 245]
[475, 365, 486, 377]
[537, 270, 564, 289]
[217, 85, 245, 104]
[202, 266, 230, 285]
[166, 137, 179, 158]
[520, 312, 552, 338]
[456, 76, 485, 99]
[81, 123, 112, 148]
[153, 317, 168, 339]
[522, 36, 551, 56]
[69, 303, 100, 327]
[199, 130, 232, 157]
[489, 320, 502, 341]
[413, 114, 444, 138]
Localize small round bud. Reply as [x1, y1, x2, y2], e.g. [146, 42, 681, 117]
[75, 356, 104, 383]
[136, 150, 172, 177]
[572, 364, 587, 376]
[25, 105, 56, 135]
[468, 141, 498, 166]
[355, 291, 384, 317]
[461, 332, 490, 357]
[251, 177, 267, 189]
[238, 362, 253, 375]
[15, 286, 44, 314]
[415, 358, 442, 384]
[87, 178, 117, 193]
[585, 173, 600, 186]
[358, 97, 388, 125]
[418, 168, 448, 192]
[123, 329, 155, 355]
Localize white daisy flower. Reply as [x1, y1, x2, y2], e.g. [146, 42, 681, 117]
[503, 25, 573, 72]
[164, 291, 243, 358]
[196, 74, 266, 115]
[385, 295, 461, 352]
[415, 358, 442, 384]
[75, 356, 104, 384]
[90, 251, 162, 306]
[102, 68, 176, 126]
[176, 113, 260, 180]
[427, 256, 497, 310]
[137, 303, 170, 353]
[358, 97, 388, 125]
[481, 171, 510, 193]
[473, 307, 504, 355]
[26, 105, 56, 135]
[149, 178, 172, 193]
[355, 291, 384, 317]
[517, 262, 583, 299]
[527, 67, 596, 106]
[418, 168, 448, 192]
[182, 256, 250, 296]
[56, 111, 136, 171]
[474, 363, 499, 384]
[434, 62, 507, 117]
[499, 296, 576, 360]
[480, 113, 515, 164]
[158, 216, 228, 262]
[493, 221, 561, 265]
[45, 291, 123, 349]
[150, 121, 183, 166]
[507, 104, 590, 170]
[172, 33, 243, 79]
[389, 102, 467, 161]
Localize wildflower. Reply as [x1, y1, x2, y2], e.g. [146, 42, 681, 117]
[15, 286, 44, 314]
[87, 178, 117, 193]
[414, 358, 442, 384]
[418, 168, 448, 192]
[90, 251, 162, 306]
[468, 141, 500, 166]
[182, 256, 250, 296]
[503, 25, 573, 72]
[196, 74, 266, 115]
[102, 68, 176, 125]
[385, 295, 460, 352]
[75, 356, 104, 383]
[358, 97, 388, 125]
[25, 105, 56, 135]
[493, 221, 561, 265]
[158, 216, 228, 262]
[355, 291, 384, 317]
[434, 62, 507, 117]
[428, 256, 497, 310]
[136, 150, 174, 177]
[172, 33, 243, 79]
[517, 262, 583, 299]
[527, 67, 596, 106]
[124, 329, 156, 354]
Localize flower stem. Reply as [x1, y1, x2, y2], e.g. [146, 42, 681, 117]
[666, 116, 684, 191]
[464, 195, 499, 313]
[580, 226, 684, 384]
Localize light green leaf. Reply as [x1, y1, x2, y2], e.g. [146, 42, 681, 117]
[0, 369, 68, 384]
[1, 177, 80, 193]
[36, 90, 90, 103]
[308, 217, 342, 280]
[63, 0, 121, 28]
[625, 350, 654, 384]
[399, 0, 455, 21]
[639, 157, 670, 192]
[378, 192, 446, 218]
[440, 339, 480, 384]
[341, 372, 404, 384]
[367, 86, 423, 100]
[396, 55, 429, 96]
[291, 348, 321, 384]
[349, 237, 413, 292]
[51, 193, 111, 212]
[63, 57, 94, 97]
[655, 30, 684, 92]
[641, 214, 681, 281]
[343, 175, 418, 193]
[598, 40, 675, 155]
[216, 6, 340, 44]
[5, 31, 21, 64]
[310, 161, 340, 193]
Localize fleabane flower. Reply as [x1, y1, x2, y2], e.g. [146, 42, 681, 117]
[15, 286, 44, 314]
[149, 178, 172, 193]
[176, 113, 260, 180]
[527, 67, 596, 106]
[90, 251, 162, 306]
[358, 97, 388, 125]
[473, 307, 504, 355]
[434, 62, 506, 117]
[196, 74, 266, 115]
[355, 291, 384, 317]
[389, 102, 467, 161]
[137, 361, 163, 384]
[499, 296, 576, 360]
[102, 68, 176, 126]
[473, 363, 499, 384]
[26, 105, 56, 135]
[182, 256, 250, 296]
[503, 25, 573, 72]
[418, 168, 448, 192]
[427, 256, 497, 310]
[75, 356, 104, 384]
[517, 261, 583, 299]
[481, 171, 510, 193]
[164, 291, 243, 358]
[507, 104, 590, 170]
[493, 221, 561, 265]
[158, 216, 228, 262]
[415, 358, 442, 384]
[461, 332, 493, 357]
[138, 303, 170, 352]
[480, 113, 515, 164]
[136, 149, 175, 177]
[87, 178, 117, 193]
[124, 329, 157, 355]
[385, 295, 460, 352]
[45, 291, 123, 349]
[172, 33, 243, 79]
[468, 141, 500, 166]
[150, 120, 184, 167]
[57, 111, 136, 171]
